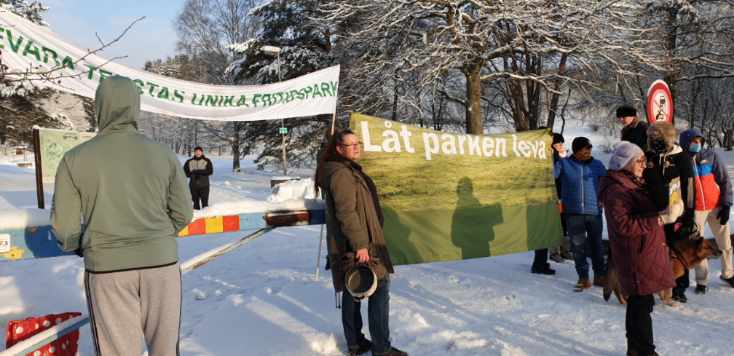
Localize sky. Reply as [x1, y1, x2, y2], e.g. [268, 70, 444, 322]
[43, 0, 182, 69]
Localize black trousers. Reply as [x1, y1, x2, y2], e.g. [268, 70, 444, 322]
[533, 213, 567, 268]
[626, 294, 655, 355]
[190, 185, 210, 210]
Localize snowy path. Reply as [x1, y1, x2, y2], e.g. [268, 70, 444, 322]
[1, 154, 734, 355]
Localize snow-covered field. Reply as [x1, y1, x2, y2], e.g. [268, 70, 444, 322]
[2, 124, 734, 355]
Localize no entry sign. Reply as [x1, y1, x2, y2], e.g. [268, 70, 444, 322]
[646, 80, 674, 124]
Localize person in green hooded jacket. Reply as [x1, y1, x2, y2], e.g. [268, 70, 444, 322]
[51, 76, 193, 356]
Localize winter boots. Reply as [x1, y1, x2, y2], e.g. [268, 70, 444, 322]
[372, 346, 408, 356]
[348, 339, 372, 356]
[531, 263, 556, 275]
[574, 278, 592, 292]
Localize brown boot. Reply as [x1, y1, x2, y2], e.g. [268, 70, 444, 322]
[593, 274, 608, 288]
[574, 278, 592, 292]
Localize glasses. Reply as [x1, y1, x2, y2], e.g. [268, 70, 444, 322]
[635, 157, 647, 165]
[339, 142, 363, 149]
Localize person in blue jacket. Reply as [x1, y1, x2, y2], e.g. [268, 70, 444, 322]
[555, 137, 608, 292]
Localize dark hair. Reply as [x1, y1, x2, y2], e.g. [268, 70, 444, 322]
[616, 105, 637, 118]
[194, 146, 204, 152]
[314, 128, 356, 194]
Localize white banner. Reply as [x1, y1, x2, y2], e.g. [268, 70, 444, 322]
[0, 10, 339, 122]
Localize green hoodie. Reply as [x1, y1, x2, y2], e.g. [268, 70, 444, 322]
[51, 76, 193, 272]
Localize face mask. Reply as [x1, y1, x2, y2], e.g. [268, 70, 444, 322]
[651, 139, 667, 154]
[689, 143, 702, 153]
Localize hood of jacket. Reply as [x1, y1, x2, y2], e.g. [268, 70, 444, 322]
[95, 76, 140, 133]
[679, 128, 704, 151]
[647, 121, 677, 151]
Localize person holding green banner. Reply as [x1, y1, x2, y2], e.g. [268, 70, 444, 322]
[554, 137, 608, 292]
[316, 129, 408, 356]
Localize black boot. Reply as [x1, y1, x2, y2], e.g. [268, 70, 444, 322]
[672, 290, 688, 303]
[348, 339, 372, 356]
[531, 263, 556, 275]
[721, 275, 734, 288]
[694, 284, 707, 295]
[373, 346, 408, 356]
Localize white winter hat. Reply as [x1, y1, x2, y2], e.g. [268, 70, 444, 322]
[609, 141, 644, 171]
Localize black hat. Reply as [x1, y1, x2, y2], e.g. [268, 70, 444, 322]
[552, 133, 565, 145]
[572, 137, 592, 153]
[616, 105, 637, 118]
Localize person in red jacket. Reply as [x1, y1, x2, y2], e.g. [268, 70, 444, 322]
[680, 129, 734, 292]
[599, 142, 674, 356]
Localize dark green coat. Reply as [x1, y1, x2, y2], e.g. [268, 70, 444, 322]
[319, 159, 394, 292]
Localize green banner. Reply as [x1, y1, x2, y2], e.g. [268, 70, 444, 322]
[38, 128, 95, 182]
[351, 113, 562, 264]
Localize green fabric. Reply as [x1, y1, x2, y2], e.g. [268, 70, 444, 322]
[350, 113, 562, 265]
[51, 76, 193, 272]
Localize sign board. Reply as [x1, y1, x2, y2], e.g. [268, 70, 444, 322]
[279, 127, 288, 135]
[37, 128, 96, 183]
[646, 80, 674, 124]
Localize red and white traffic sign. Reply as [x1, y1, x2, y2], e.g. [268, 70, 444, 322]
[646, 80, 674, 124]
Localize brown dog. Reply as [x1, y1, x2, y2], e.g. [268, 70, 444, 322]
[604, 238, 718, 305]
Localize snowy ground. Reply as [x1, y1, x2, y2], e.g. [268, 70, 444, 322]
[2, 129, 734, 355]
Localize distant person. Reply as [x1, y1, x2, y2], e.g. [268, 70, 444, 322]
[554, 137, 607, 292]
[680, 129, 734, 292]
[51, 76, 193, 356]
[618, 105, 648, 151]
[315, 129, 407, 356]
[532, 133, 567, 274]
[184, 147, 213, 210]
[644, 122, 696, 303]
[599, 142, 674, 356]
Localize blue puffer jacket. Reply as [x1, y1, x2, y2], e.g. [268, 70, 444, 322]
[554, 156, 607, 215]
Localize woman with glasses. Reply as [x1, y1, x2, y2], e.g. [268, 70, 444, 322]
[315, 129, 407, 356]
[599, 142, 674, 356]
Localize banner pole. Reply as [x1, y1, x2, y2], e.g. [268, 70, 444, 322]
[32, 128, 44, 209]
[315, 223, 325, 280]
[330, 111, 337, 135]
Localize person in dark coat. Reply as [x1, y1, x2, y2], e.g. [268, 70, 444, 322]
[532, 133, 567, 274]
[315, 129, 407, 356]
[183, 147, 213, 210]
[643, 122, 696, 303]
[599, 141, 675, 356]
[618, 105, 648, 151]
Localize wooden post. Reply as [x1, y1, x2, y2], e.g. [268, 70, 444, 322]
[32, 128, 44, 209]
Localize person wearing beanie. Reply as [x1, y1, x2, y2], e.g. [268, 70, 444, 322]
[184, 146, 214, 210]
[679, 129, 734, 292]
[532, 133, 569, 274]
[617, 104, 648, 151]
[644, 122, 696, 303]
[554, 136, 608, 291]
[599, 141, 674, 356]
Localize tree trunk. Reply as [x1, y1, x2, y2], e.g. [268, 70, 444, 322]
[662, 5, 680, 124]
[726, 128, 733, 151]
[464, 62, 483, 135]
[546, 54, 568, 131]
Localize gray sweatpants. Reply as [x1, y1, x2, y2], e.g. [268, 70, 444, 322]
[84, 263, 182, 356]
